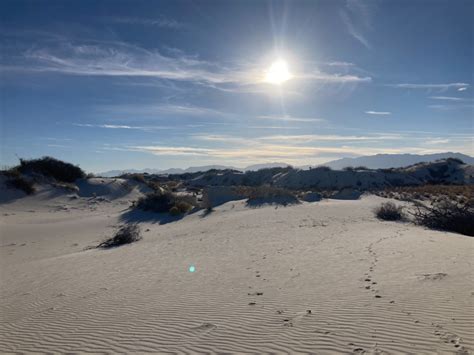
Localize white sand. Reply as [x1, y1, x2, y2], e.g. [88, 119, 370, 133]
[0, 187, 472, 353]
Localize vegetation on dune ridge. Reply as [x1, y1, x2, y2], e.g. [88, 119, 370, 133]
[136, 191, 196, 215]
[1, 168, 36, 195]
[17, 156, 85, 183]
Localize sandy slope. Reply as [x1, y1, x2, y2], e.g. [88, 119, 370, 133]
[0, 191, 472, 354]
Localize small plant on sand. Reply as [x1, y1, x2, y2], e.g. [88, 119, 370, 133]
[98, 224, 142, 248]
[374, 202, 404, 221]
[411, 199, 474, 236]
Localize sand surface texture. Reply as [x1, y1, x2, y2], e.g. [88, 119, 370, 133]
[0, 189, 472, 354]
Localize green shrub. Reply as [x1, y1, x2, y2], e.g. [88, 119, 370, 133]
[18, 156, 85, 183]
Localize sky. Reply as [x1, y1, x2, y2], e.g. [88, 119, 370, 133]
[0, 0, 473, 172]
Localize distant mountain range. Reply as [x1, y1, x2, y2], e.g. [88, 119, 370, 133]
[97, 153, 473, 177]
[98, 163, 290, 177]
[321, 152, 474, 170]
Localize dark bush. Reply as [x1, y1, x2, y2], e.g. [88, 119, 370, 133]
[2, 168, 35, 195]
[98, 224, 142, 248]
[343, 166, 355, 172]
[18, 156, 85, 183]
[312, 166, 332, 172]
[446, 157, 464, 164]
[412, 199, 474, 236]
[136, 191, 196, 215]
[238, 185, 299, 206]
[374, 202, 404, 221]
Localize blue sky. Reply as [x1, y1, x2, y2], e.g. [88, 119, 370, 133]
[1, 0, 472, 172]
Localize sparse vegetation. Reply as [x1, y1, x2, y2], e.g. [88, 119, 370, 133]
[411, 199, 474, 236]
[376, 185, 473, 203]
[374, 202, 404, 221]
[98, 224, 142, 248]
[17, 156, 85, 183]
[136, 191, 196, 215]
[1, 168, 36, 195]
[236, 185, 299, 206]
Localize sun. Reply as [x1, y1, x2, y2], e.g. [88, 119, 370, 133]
[264, 59, 292, 85]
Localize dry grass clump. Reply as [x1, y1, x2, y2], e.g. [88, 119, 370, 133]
[374, 202, 404, 221]
[18, 156, 85, 183]
[412, 199, 474, 236]
[98, 224, 142, 248]
[136, 191, 196, 215]
[1, 168, 35, 195]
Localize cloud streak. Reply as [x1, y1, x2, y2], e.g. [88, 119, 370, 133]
[2, 37, 372, 90]
[104, 16, 184, 29]
[73, 123, 170, 131]
[365, 111, 391, 115]
[388, 83, 470, 91]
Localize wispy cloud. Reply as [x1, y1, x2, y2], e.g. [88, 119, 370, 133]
[2, 36, 372, 90]
[257, 115, 325, 123]
[365, 111, 391, 115]
[428, 104, 474, 110]
[429, 96, 472, 101]
[388, 83, 470, 91]
[95, 103, 230, 118]
[104, 16, 184, 29]
[340, 0, 373, 49]
[326, 61, 355, 67]
[73, 123, 170, 131]
[303, 72, 371, 83]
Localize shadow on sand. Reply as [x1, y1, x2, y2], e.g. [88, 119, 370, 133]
[119, 207, 204, 225]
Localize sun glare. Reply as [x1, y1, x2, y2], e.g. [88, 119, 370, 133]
[264, 59, 292, 85]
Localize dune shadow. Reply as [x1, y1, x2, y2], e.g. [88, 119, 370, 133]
[119, 207, 202, 225]
[119, 208, 184, 224]
[200, 208, 214, 218]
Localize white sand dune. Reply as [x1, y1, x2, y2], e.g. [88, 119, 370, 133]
[0, 186, 472, 353]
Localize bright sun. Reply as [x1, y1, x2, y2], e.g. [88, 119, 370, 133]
[264, 59, 292, 85]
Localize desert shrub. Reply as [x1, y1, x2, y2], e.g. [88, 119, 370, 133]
[98, 224, 142, 248]
[174, 201, 193, 213]
[446, 157, 464, 164]
[136, 191, 196, 215]
[312, 166, 332, 172]
[374, 202, 404, 221]
[121, 173, 146, 184]
[238, 185, 299, 206]
[169, 206, 180, 216]
[2, 168, 36, 195]
[412, 199, 474, 236]
[18, 156, 85, 182]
